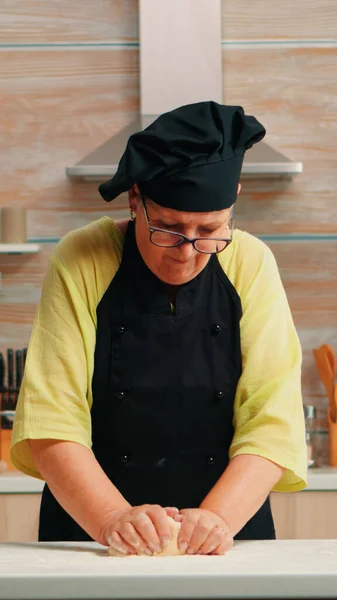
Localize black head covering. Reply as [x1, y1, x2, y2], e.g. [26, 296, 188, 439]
[98, 101, 265, 212]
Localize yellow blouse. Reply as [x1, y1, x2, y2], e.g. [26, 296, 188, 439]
[10, 217, 307, 492]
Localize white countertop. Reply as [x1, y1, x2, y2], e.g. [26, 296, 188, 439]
[0, 472, 44, 493]
[1, 539, 337, 599]
[306, 467, 337, 491]
[2, 467, 337, 494]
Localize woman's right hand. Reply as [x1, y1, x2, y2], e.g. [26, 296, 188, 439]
[102, 504, 179, 555]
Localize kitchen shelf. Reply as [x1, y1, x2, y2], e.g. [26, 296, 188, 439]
[0, 243, 40, 255]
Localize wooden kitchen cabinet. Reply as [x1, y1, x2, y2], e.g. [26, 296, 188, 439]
[0, 494, 41, 542]
[271, 491, 337, 539]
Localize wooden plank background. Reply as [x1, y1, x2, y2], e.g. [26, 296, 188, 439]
[1, 0, 336, 433]
[221, 1, 337, 41]
[0, 48, 139, 212]
[225, 45, 337, 234]
[2, 0, 335, 43]
[0, 0, 138, 44]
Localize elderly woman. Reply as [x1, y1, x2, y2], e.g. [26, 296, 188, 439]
[10, 101, 307, 556]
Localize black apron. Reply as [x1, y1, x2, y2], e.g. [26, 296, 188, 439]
[39, 221, 275, 541]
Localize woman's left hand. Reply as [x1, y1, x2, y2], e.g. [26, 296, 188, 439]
[175, 508, 233, 555]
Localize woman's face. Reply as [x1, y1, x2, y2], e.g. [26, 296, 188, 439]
[129, 185, 239, 286]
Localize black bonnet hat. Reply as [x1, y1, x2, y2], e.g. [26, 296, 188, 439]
[98, 101, 266, 212]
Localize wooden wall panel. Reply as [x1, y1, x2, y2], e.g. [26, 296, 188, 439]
[0, 324, 33, 351]
[28, 209, 129, 240]
[0, 248, 52, 348]
[4, 0, 336, 45]
[0, 48, 139, 214]
[221, 0, 337, 40]
[270, 241, 337, 408]
[223, 46, 337, 234]
[0, 0, 138, 44]
[271, 241, 337, 329]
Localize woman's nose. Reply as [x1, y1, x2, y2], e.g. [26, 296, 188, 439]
[178, 240, 196, 259]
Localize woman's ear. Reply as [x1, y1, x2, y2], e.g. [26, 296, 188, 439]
[128, 184, 139, 212]
[237, 183, 242, 195]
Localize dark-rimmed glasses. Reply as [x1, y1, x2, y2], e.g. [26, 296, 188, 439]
[141, 196, 233, 254]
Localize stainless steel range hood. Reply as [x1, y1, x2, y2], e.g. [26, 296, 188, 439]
[66, 0, 303, 182]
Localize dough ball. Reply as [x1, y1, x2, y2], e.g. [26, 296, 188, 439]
[108, 516, 183, 557]
[154, 517, 183, 556]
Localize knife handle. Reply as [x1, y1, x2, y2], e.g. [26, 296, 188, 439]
[15, 350, 23, 389]
[23, 348, 27, 370]
[0, 352, 4, 390]
[7, 349, 14, 390]
[8, 390, 18, 413]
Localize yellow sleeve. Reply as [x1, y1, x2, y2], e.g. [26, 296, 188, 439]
[219, 231, 307, 492]
[10, 217, 123, 479]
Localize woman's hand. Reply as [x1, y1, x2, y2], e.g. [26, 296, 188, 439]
[175, 508, 233, 555]
[103, 505, 179, 555]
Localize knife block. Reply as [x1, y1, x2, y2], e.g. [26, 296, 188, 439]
[328, 412, 337, 467]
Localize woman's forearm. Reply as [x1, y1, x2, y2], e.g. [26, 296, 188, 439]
[199, 454, 284, 536]
[29, 439, 131, 545]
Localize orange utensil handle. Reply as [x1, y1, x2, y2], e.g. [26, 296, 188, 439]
[313, 347, 337, 423]
[328, 412, 337, 467]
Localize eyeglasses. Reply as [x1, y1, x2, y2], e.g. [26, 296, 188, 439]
[141, 195, 233, 254]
